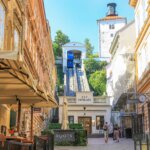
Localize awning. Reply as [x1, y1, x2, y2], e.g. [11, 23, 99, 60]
[0, 58, 58, 107]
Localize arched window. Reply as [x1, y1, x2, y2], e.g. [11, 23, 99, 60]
[14, 29, 20, 52]
[0, 2, 5, 50]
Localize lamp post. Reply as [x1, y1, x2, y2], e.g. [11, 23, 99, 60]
[83, 106, 86, 116]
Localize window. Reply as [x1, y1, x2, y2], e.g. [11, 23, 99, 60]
[109, 24, 115, 29]
[68, 116, 74, 124]
[0, 2, 5, 49]
[110, 34, 114, 37]
[14, 29, 20, 51]
[96, 116, 104, 130]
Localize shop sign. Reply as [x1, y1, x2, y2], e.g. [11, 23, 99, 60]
[76, 92, 93, 104]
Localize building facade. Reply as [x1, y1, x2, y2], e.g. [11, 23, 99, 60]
[106, 21, 136, 135]
[130, 0, 150, 133]
[0, 0, 57, 136]
[59, 92, 111, 134]
[62, 42, 86, 72]
[97, 3, 127, 61]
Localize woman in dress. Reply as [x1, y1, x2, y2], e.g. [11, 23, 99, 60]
[103, 122, 109, 143]
[114, 124, 119, 142]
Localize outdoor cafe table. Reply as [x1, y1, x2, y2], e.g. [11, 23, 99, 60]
[5, 136, 33, 143]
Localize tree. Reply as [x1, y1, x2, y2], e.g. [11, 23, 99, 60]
[84, 59, 101, 76]
[84, 58, 107, 77]
[84, 38, 94, 57]
[89, 70, 106, 96]
[53, 30, 70, 57]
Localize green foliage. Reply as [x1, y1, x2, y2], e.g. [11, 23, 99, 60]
[88, 53, 99, 58]
[56, 65, 63, 85]
[74, 130, 87, 146]
[84, 59, 107, 77]
[53, 30, 70, 57]
[41, 129, 54, 135]
[48, 123, 62, 129]
[84, 38, 94, 57]
[56, 65, 64, 96]
[89, 70, 106, 96]
[69, 124, 83, 129]
[84, 59, 107, 96]
[84, 59, 101, 76]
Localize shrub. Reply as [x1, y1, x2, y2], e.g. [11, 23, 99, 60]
[69, 123, 83, 129]
[48, 123, 61, 129]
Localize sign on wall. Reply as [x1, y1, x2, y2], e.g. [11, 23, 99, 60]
[76, 92, 93, 104]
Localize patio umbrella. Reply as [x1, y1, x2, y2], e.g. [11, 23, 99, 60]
[0, 61, 58, 140]
[61, 97, 68, 130]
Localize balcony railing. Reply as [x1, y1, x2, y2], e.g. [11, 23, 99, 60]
[67, 97, 110, 104]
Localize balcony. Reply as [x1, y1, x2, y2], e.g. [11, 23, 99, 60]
[66, 96, 110, 105]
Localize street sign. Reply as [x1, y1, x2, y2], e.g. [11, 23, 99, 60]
[127, 99, 139, 104]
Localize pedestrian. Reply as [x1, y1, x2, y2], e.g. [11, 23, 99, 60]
[114, 124, 119, 142]
[103, 122, 109, 143]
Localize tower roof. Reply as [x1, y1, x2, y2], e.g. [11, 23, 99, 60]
[98, 15, 125, 22]
[97, 2, 126, 22]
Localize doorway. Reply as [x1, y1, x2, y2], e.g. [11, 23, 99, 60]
[78, 117, 92, 134]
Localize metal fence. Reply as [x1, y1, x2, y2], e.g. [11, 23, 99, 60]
[4, 141, 33, 150]
[133, 134, 150, 150]
[34, 134, 54, 150]
[0, 134, 54, 150]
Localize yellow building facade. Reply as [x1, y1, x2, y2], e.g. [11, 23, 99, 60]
[0, 0, 57, 136]
[130, 0, 150, 133]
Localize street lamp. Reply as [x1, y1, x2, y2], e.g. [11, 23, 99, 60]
[83, 107, 86, 116]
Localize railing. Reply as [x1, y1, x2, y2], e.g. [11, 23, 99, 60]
[0, 135, 54, 150]
[67, 97, 110, 104]
[93, 97, 110, 104]
[34, 135, 54, 150]
[4, 141, 33, 150]
[133, 133, 150, 150]
[73, 66, 78, 92]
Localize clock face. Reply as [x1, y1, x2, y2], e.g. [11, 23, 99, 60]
[139, 95, 146, 103]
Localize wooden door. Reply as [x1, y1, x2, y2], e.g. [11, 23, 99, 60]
[78, 117, 92, 134]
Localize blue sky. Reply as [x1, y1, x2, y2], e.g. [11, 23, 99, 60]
[44, 0, 134, 53]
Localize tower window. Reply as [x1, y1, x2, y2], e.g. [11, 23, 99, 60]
[109, 24, 115, 29]
[110, 34, 114, 37]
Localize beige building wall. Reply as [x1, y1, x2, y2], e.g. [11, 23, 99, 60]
[59, 93, 111, 134]
[0, 105, 10, 134]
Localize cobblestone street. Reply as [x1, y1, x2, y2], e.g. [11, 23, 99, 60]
[55, 138, 134, 150]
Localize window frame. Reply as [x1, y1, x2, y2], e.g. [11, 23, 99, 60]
[96, 116, 104, 130]
[109, 24, 115, 30]
[0, 1, 6, 50]
[68, 116, 74, 124]
[14, 27, 20, 52]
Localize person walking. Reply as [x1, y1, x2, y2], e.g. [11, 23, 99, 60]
[103, 122, 109, 143]
[114, 124, 119, 142]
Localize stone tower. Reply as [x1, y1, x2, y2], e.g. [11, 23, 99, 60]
[97, 3, 127, 61]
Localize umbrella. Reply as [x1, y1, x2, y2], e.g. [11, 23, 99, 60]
[61, 97, 68, 130]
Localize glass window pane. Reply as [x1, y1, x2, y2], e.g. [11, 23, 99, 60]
[96, 116, 104, 130]
[14, 29, 19, 51]
[0, 2, 5, 49]
[68, 116, 74, 124]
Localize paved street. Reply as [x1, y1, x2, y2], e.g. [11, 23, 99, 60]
[55, 138, 134, 150]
